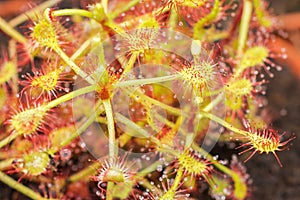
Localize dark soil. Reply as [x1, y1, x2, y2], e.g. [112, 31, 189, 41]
[246, 68, 300, 200]
[246, 1, 300, 199]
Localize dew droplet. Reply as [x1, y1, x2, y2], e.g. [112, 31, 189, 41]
[156, 165, 163, 172]
[213, 155, 219, 160]
[96, 190, 101, 196]
[280, 108, 287, 116]
[282, 54, 288, 59]
[276, 65, 282, 71]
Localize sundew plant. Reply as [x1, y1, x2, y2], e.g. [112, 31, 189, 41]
[0, 0, 296, 199]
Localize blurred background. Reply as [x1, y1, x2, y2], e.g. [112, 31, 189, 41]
[247, 1, 300, 200]
[249, 54, 300, 200]
[0, 0, 299, 199]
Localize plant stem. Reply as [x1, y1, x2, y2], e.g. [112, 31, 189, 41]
[122, 52, 139, 76]
[169, 8, 178, 29]
[199, 111, 249, 137]
[0, 158, 14, 170]
[114, 113, 161, 146]
[70, 36, 94, 61]
[103, 99, 116, 159]
[115, 113, 149, 138]
[237, 0, 252, 55]
[52, 9, 94, 19]
[203, 93, 224, 113]
[171, 166, 183, 192]
[116, 74, 180, 87]
[69, 162, 101, 182]
[135, 176, 158, 192]
[124, 88, 182, 116]
[0, 17, 27, 44]
[115, 113, 181, 158]
[45, 85, 95, 109]
[54, 47, 95, 85]
[137, 160, 163, 176]
[102, 0, 108, 14]
[8, 40, 19, 95]
[0, 171, 51, 200]
[60, 112, 97, 147]
[103, 100, 117, 200]
[0, 133, 18, 149]
[106, 182, 114, 200]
